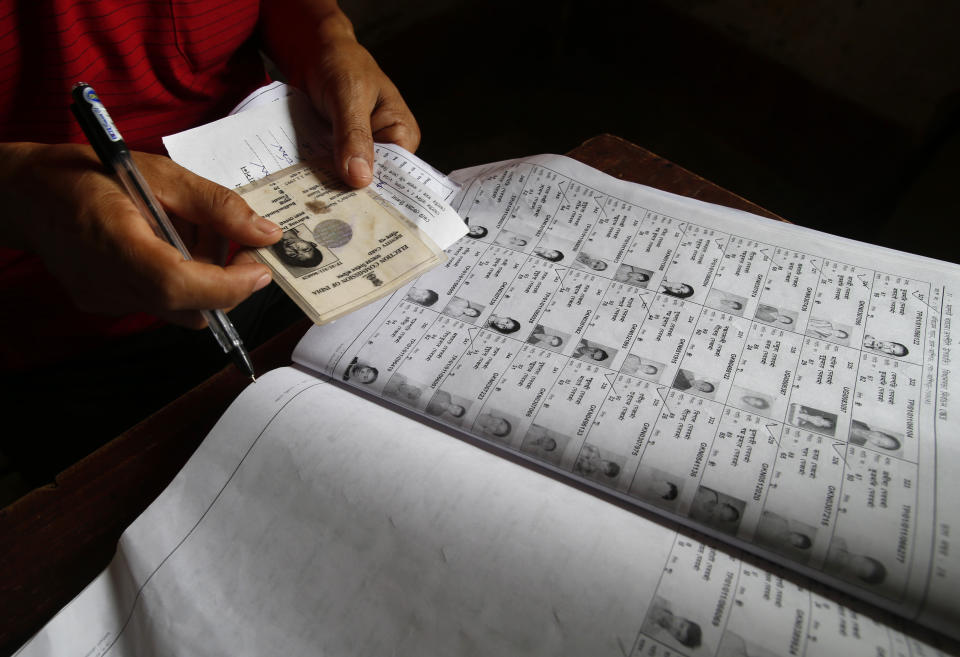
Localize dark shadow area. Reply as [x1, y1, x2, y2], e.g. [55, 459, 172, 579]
[363, 0, 958, 263]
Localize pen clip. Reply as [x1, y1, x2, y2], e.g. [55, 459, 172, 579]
[70, 82, 128, 173]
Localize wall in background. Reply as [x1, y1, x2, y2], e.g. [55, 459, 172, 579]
[656, 0, 960, 141]
[340, 0, 958, 262]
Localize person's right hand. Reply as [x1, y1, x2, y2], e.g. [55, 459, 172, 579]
[0, 142, 283, 328]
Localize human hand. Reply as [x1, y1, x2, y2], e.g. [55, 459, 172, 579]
[0, 143, 282, 328]
[301, 34, 420, 188]
[260, 1, 420, 188]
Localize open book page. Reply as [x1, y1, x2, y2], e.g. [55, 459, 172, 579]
[291, 153, 960, 635]
[15, 367, 952, 656]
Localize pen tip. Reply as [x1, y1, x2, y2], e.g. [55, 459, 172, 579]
[231, 346, 257, 382]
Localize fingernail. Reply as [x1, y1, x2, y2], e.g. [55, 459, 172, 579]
[346, 156, 372, 184]
[253, 214, 280, 235]
[253, 272, 272, 292]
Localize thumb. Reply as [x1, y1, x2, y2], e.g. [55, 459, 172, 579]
[133, 151, 283, 246]
[322, 81, 376, 189]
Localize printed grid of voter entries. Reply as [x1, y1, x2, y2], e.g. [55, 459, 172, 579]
[331, 161, 939, 654]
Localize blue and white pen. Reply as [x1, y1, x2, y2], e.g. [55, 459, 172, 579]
[70, 82, 257, 381]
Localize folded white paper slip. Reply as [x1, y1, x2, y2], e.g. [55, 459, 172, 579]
[163, 83, 467, 251]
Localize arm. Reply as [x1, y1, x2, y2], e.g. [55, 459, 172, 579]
[259, 0, 420, 188]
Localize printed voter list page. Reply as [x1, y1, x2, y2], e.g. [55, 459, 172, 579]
[291, 151, 960, 635]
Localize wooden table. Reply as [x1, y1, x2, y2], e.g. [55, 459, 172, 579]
[0, 135, 784, 654]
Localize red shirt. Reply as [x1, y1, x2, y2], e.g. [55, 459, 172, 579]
[0, 0, 269, 369]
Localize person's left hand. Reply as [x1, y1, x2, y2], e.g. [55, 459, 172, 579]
[302, 35, 420, 188]
[260, 2, 420, 188]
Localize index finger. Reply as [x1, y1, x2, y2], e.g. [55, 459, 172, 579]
[128, 233, 273, 320]
[370, 88, 420, 153]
